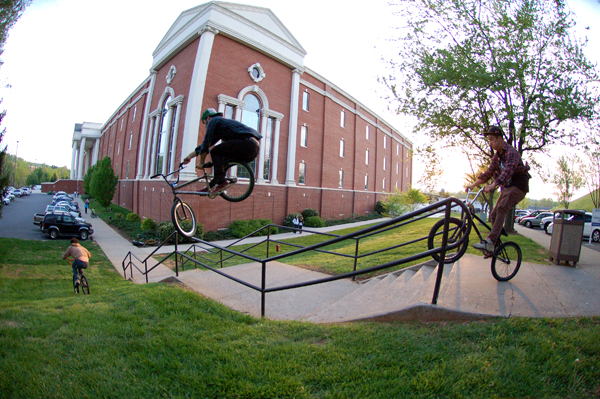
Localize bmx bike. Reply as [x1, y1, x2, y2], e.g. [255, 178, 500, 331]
[67, 257, 90, 295]
[151, 161, 255, 237]
[427, 188, 522, 281]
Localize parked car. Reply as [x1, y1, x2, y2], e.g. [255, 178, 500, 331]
[41, 213, 93, 240]
[11, 189, 22, 197]
[45, 204, 80, 219]
[515, 211, 533, 223]
[514, 210, 529, 221]
[54, 201, 81, 214]
[2, 196, 10, 205]
[546, 212, 599, 242]
[541, 214, 556, 234]
[520, 211, 554, 229]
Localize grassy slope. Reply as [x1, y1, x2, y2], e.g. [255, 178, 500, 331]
[569, 191, 599, 212]
[1, 237, 599, 398]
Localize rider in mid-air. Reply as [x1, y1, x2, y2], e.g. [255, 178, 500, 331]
[465, 126, 531, 253]
[182, 108, 262, 196]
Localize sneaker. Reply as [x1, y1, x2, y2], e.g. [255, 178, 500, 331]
[473, 238, 495, 253]
[208, 181, 234, 199]
[74, 279, 80, 287]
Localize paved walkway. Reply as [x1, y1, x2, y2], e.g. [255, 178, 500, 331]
[77, 198, 600, 322]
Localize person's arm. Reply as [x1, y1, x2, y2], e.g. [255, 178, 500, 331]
[61, 247, 71, 260]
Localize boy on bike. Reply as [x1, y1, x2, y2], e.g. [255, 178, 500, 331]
[465, 126, 530, 253]
[61, 238, 91, 286]
[182, 108, 262, 196]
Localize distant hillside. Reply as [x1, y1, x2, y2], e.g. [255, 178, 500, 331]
[569, 191, 598, 212]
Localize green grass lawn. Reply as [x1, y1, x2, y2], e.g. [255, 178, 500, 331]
[173, 217, 551, 279]
[2, 237, 599, 398]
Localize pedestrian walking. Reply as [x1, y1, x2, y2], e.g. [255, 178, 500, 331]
[84, 199, 89, 214]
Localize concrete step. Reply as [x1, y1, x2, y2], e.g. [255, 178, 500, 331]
[306, 265, 434, 323]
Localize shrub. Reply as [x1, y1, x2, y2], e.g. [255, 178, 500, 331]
[157, 220, 203, 243]
[228, 220, 249, 238]
[126, 213, 141, 222]
[374, 201, 387, 215]
[305, 216, 325, 228]
[114, 213, 123, 219]
[228, 219, 279, 238]
[301, 208, 319, 219]
[141, 218, 157, 231]
[283, 213, 300, 227]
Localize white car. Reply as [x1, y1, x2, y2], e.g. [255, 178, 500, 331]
[546, 212, 600, 242]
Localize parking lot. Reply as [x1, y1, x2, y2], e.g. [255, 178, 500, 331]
[0, 192, 55, 240]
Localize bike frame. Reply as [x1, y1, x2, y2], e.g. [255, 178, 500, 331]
[152, 164, 212, 198]
[461, 188, 509, 243]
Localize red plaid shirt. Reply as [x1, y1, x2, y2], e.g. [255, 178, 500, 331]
[478, 143, 528, 188]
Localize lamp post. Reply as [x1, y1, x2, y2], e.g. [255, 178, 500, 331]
[13, 141, 19, 186]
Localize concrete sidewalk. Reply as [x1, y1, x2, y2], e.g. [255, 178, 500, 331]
[76, 199, 600, 322]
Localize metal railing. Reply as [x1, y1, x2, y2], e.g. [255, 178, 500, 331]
[122, 197, 473, 316]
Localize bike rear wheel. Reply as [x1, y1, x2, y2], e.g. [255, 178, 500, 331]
[219, 161, 255, 202]
[171, 199, 197, 237]
[427, 217, 469, 264]
[491, 241, 522, 281]
[80, 275, 90, 295]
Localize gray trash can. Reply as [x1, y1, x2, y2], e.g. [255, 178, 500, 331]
[549, 210, 585, 266]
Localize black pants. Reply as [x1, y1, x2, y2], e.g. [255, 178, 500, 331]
[210, 138, 260, 185]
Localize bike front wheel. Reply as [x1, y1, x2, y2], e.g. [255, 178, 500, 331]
[491, 241, 522, 281]
[427, 217, 469, 264]
[171, 199, 197, 237]
[219, 161, 255, 202]
[80, 275, 90, 295]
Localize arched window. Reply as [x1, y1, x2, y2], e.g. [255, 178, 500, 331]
[155, 96, 172, 174]
[239, 93, 261, 177]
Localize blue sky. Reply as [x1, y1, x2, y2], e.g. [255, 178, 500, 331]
[1, 0, 598, 199]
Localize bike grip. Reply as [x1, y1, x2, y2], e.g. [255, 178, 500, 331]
[150, 173, 159, 179]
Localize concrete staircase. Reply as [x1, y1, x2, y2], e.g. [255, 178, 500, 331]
[171, 259, 490, 323]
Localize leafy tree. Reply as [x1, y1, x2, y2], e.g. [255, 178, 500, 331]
[382, 0, 600, 168]
[0, 112, 9, 218]
[581, 134, 600, 209]
[548, 155, 584, 209]
[383, 186, 428, 216]
[90, 156, 118, 209]
[82, 164, 96, 196]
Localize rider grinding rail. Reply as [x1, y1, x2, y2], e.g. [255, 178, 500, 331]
[465, 126, 531, 253]
[182, 108, 262, 195]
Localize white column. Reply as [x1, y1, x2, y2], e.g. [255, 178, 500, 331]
[143, 116, 156, 178]
[179, 27, 218, 180]
[271, 118, 281, 184]
[92, 139, 100, 166]
[70, 141, 78, 179]
[285, 69, 302, 186]
[77, 137, 87, 180]
[256, 113, 268, 184]
[136, 72, 157, 179]
[148, 116, 160, 177]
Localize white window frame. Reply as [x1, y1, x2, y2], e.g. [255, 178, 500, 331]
[366, 125, 370, 140]
[339, 169, 344, 188]
[383, 135, 387, 149]
[340, 139, 345, 157]
[299, 162, 306, 185]
[383, 157, 387, 171]
[340, 109, 345, 128]
[302, 91, 309, 111]
[365, 149, 369, 165]
[364, 174, 368, 190]
[300, 125, 307, 147]
[128, 133, 133, 151]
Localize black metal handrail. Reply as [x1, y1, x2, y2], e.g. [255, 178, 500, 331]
[122, 197, 473, 316]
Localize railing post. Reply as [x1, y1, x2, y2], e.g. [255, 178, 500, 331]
[432, 202, 451, 304]
[145, 259, 149, 284]
[266, 227, 271, 258]
[175, 231, 179, 277]
[261, 261, 266, 318]
[352, 238, 360, 281]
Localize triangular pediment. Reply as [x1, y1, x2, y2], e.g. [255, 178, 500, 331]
[153, 1, 306, 70]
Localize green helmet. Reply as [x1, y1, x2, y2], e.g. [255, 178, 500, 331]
[201, 108, 223, 123]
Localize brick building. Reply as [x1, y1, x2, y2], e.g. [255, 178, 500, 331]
[69, 1, 412, 231]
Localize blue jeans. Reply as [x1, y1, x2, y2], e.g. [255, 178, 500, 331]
[72, 259, 89, 278]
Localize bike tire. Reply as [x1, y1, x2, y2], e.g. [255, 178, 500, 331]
[491, 241, 522, 281]
[427, 217, 469, 264]
[219, 161, 255, 202]
[80, 275, 90, 295]
[171, 199, 197, 237]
